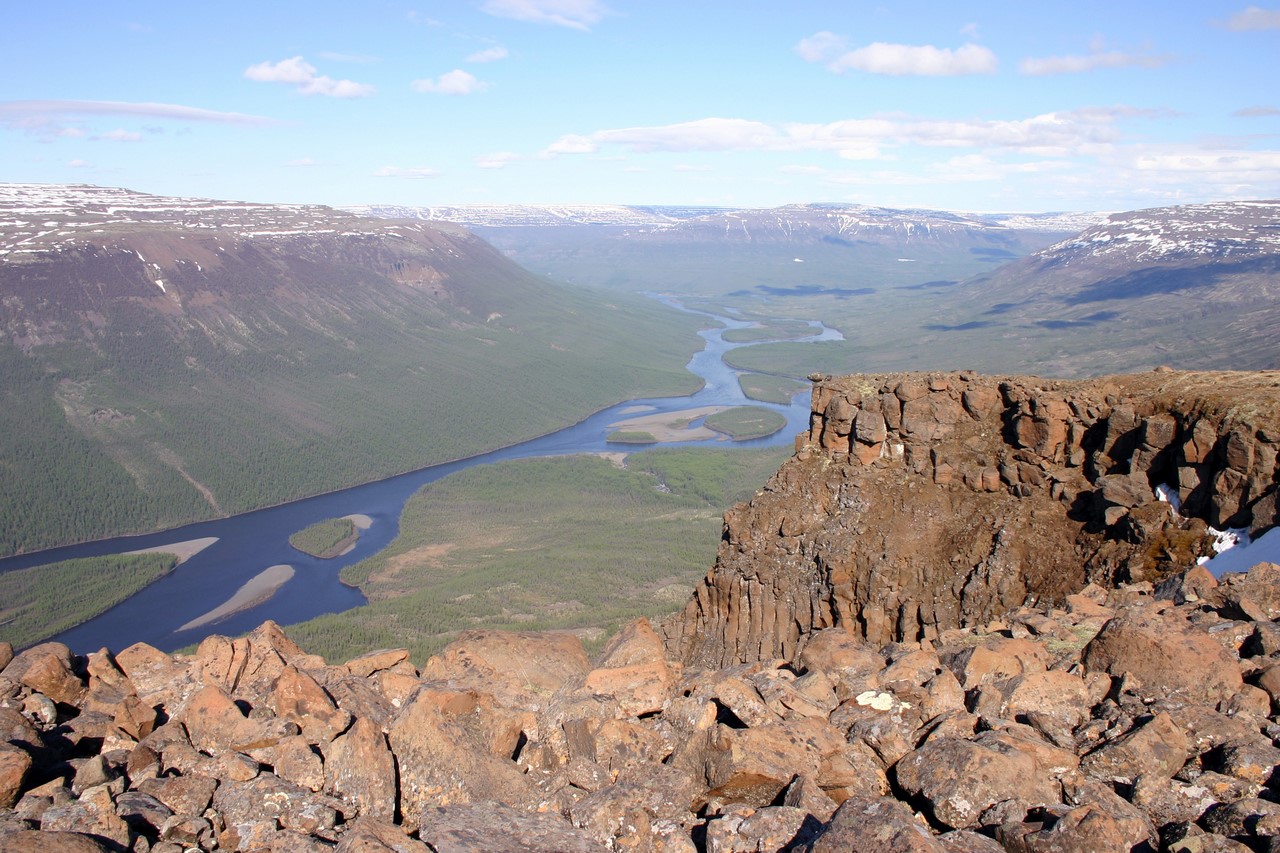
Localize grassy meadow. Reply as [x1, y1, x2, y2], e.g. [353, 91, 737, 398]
[284, 446, 790, 663]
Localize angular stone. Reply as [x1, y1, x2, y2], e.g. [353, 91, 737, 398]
[269, 665, 352, 744]
[419, 629, 589, 712]
[387, 687, 535, 833]
[0, 832, 114, 853]
[180, 683, 299, 754]
[418, 802, 600, 853]
[324, 716, 396, 821]
[333, 816, 431, 852]
[672, 719, 835, 808]
[806, 796, 947, 852]
[211, 772, 341, 835]
[705, 806, 823, 853]
[136, 773, 218, 817]
[0, 743, 31, 809]
[999, 670, 1090, 729]
[893, 735, 1059, 831]
[1081, 712, 1189, 783]
[271, 734, 326, 792]
[1082, 605, 1243, 704]
[343, 648, 410, 679]
[3, 643, 85, 706]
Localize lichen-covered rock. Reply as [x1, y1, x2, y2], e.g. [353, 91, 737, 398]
[1082, 605, 1243, 703]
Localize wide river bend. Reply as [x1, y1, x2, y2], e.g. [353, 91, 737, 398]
[1, 302, 839, 653]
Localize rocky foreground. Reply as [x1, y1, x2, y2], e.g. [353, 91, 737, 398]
[3, 567, 1280, 851]
[6, 367, 1280, 852]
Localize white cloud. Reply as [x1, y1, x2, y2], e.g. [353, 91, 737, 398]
[544, 133, 598, 155]
[94, 128, 142, 141]
[548, 108, 1135, 160]
[476, 151, 520, 169]
[960, 23, 981, 40]
[672, 164, 710, 172]
[0, 99, 274, 125]
[1226, 5, 1280, 30]
[1235, 105, 1280, 117]
[481, 0, 609, 30]
[67, 159, 90, 168]
[244, 56, 375, 98]
[1020, 43, 1176, 76]
[795, 31, 846, 63]
[373, 165, 440, 178]
[412, 70, 488, 95]
[829, 42, 997, 76]
[1127, 148, 1280, 175]
[798, 34, 997, 76]
[467, 46, 509, 63]
[286, 157, 322, 167]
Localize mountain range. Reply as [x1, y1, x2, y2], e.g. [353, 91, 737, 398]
[0, 184, 704, 555]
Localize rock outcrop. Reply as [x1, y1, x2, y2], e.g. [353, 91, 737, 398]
[5, 566, 1280, 850]
[664, 369, 1280, 669]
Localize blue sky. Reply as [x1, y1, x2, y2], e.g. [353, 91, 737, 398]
[3, 1, 1278, 211]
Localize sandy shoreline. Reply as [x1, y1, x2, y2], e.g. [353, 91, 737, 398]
[177, 564, 295, 632]
[125, 536, 219, 564]
[607, 405, 730, 442]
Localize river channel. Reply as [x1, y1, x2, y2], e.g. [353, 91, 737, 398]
[2, 301, 840, 654]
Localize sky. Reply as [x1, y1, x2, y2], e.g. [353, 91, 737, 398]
[3, 1, 1279, 212]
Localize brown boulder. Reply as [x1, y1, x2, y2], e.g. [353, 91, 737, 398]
[324, 716, 396, 821]
[387, 687, 535, 833]
[333, 817, 431, 852]
[672, 718, 837, 808]
[211, 772, 342, 835]
[3, 643, 85, 706]
[1081, 711, 1189, 783]
[136, 773, 219, 817]
[419, 629, 589, 712]
[179, 683, 298, 754]
[269, 665, 352, 744]
[0, 832, 114, 853]
[805, 796, 946, 852]
[706, 806, 822, 852]
[893, 735, 1059, 831]
[1218, 562, 1280, 620]
[343, 648, 410, 679]
[1006, 804, 1139, 853]
[0, 743, 31, 809]
[1082, 605, 1243, 703]
[418, 802, 601, 853]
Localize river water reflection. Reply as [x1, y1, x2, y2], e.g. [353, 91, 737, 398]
[1, 302, 839, 653]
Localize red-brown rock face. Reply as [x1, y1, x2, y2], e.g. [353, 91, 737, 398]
[664, 369, 1280, 668]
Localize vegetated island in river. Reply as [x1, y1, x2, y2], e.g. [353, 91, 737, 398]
[288, 514, 373, 559]
[703, 406, 788, 441]
[605, 405, 730, 445]
[0, 537, 218, 650]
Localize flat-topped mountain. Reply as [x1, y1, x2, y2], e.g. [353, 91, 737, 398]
[0, 184, 703, 555]
[908, 200, 1280, 373]
[353, 202, 1100, 295]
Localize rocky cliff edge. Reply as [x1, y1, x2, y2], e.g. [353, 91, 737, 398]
[664, 369, 1280, 669]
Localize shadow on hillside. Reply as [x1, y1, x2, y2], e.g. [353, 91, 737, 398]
[1063, 256, 1280, 305]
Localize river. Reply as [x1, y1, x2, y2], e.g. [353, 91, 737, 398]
[1, 301, 840, 653]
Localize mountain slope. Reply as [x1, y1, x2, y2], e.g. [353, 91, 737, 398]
[0, 184, 705, 555]
[910, 200, 1280, 374]
[351, 202, 1098, 294]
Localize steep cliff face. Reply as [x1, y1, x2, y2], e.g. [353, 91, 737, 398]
[665, 369, 1280, 668]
